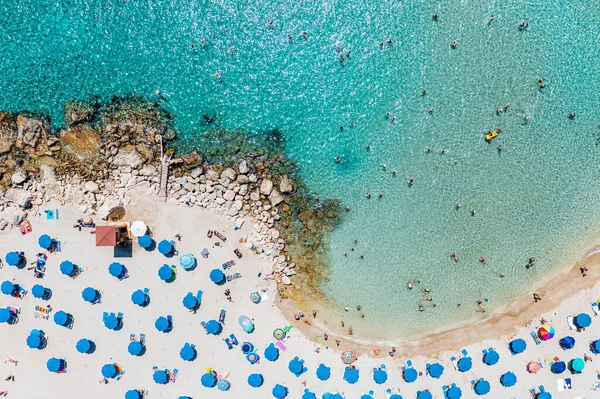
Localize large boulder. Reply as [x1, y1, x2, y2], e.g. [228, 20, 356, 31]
[11, 170, 28, 185]
[238, 160, 249, 174]
[17, 115, 46, 148]
[221, 167, 237, 181]
[61, 124, 100, 160]
[279, 176, 294, 193]
[63, 99, 96, 127]
[269, 190, 284, 206]
[260, 179, 273, 195]
[0, 112, 16, 154]
[181, 151, 202, 169]
[112, 149, 144, 169]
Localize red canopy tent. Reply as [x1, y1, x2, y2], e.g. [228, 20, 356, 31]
[95, 226, 116, 246]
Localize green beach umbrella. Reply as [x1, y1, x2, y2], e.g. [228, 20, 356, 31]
[570, 357, 584, 372]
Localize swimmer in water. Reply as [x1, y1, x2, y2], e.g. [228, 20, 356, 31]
[335, 156, 340, 163]
[391, 169, 397, 175]
[365, 193, 371, 198]
[569, 112, 576, 119]
[408, 177, 414, 186]
[519, 22, 529, 30]
[428, 107, 434, 113]
[366, 144, 371, 150]
[408, 282, 413, 289]
[471, 209, 476, 215]
[497, 144, 503, 154]
[432, 13, 438, 20]
[381, 163, 387, 169]
[450, 40, 457, 48]
[421, 89, 427, 95]
[455, 201, 461, 209]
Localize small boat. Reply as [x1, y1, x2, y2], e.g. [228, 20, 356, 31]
[216, 231, 227, 241]
[485, 129, 501, 142]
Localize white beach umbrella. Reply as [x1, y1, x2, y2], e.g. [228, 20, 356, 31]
[130, 221, 148, 237]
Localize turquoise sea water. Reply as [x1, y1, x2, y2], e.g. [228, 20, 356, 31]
[2, 0, 600, 338]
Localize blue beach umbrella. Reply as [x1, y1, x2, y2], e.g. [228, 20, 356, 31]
[329, 395, 344, 399]
[272, 384, 288, 398]
[446, 386, 462, 399]
[38, 234, 52, 249]
[500, 371, 517, 387]
[417, 391, 433, 399]
[373, 369, 387, 384]
[210, 268, 225, 284]
[457, 357, 472, 372]
[157, 240, 173, 255]
[217, 380, 230, 391]
[82, 287, 99, 303]
[102, 364, 117, 379]
[483, 350, 499, 365]
[125, 390, 142, 399]
[131, 289, 149, 306]
[264, 343, 279, 361]
[302, 390, 317, 399]
[429, 362, 444, 378]
[551, 361, 566, 374]
[206, 319, 221, 335]
[153, 370, 168, 384]
[559, 336, 575, 349]
[6, 252, 21, 266]
[1, 281, 15, 296]
[179, 253, 196, 270]
[60, 261, 75, 276]
[26, 334, 42, 349]
[182, 292, 198, 310]
[158, 264, 173, 281]
[104, 314, 119, 330]
[316, 363, 330, 381]
[128, 341, 144, 356]
[248, 373, 263, 387]
[201, 373, 217, 387]
[575, 313, 592, 328]
[0, 308, 12, 323]
[343, 367, 359, 384]
[474, 379, 490, 395]
[76, 338, 92, 354]
[359, 395, 373, 399]
[389, 395, 403, 399]
[47, 358, 63, 372]
[510, 338, 526, 354]
[288, 359, 303, 375]
[180, 343, 196, 361]
[403, 367, 417, 382]
[54, 310, 69, 326]
[32, 284, 51, 300]
[108, 262, 125, 278]
[538, 393, 552, 399]
[138, 235, 152, 248]
[155, 316, 172, 332]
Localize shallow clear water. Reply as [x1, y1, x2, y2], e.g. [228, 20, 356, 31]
[2, 0, 600, 338]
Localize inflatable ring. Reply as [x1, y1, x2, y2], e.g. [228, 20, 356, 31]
[373, 347, 381, 356]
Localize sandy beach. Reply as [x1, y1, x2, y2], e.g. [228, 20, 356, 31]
[1, 183, 599, 399]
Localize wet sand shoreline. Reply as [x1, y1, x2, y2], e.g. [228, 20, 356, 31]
[278, 242, 600, 357]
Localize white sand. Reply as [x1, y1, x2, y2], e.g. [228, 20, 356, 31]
[0, 185, 599, 399]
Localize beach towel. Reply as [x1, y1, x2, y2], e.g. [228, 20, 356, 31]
[566, 315, 576, 330]
[19, 221, 32, 235]
[592, 302, 599, 316]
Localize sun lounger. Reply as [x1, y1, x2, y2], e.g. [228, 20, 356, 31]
[224, 338, 233, 349]
[530, 331, 541, 345]
[219, 309, 226, 324]
[226, 272, 241, 281]
[592, 302, 600, 316]
[229, 334, 238, 345]
[567, 315, 576, 330]
[170, 369, 178, 382]
[140, 333, 145, 344]
[216, 231, 227, 241]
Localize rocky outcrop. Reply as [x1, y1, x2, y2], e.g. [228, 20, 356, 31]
[260, 179, 273, 195]
[279, 176, 294, 193]
[17, 115, 46, 148]
[0, 112, 16, 154]
[61, 124, 100, 160]
[111, 149, 144, 169]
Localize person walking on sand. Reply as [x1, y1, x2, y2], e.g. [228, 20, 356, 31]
[533, 293, 541, 302]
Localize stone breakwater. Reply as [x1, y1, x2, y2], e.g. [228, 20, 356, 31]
[0, 95, 340, 305]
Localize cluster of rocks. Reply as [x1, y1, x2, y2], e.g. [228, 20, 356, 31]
[0, 96, 340, 293]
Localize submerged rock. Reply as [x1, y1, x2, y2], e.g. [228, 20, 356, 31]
[269, 189, 284, 206]
[181, 151, 202, 169]
[238, 160, 249, 174]
[63, 98, 96, 127]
